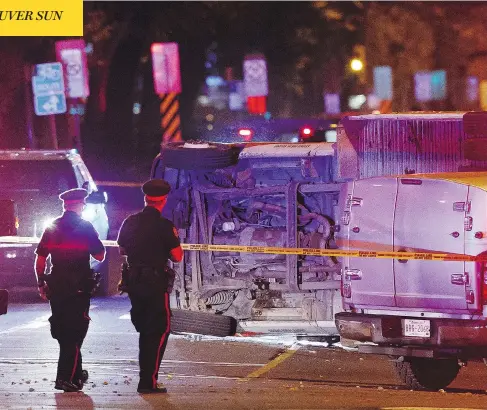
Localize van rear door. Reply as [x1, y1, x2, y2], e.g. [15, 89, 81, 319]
[394, 178, 468, 310]
[344, 177, 397, 307]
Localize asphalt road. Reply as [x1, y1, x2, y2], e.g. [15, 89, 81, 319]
[2, 296, 487, 409]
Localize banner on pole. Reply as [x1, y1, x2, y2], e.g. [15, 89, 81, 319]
[373, 66, 392, 100]
[243, 53, 268, 97]
[415, 71, 432, 102]
[152, 42, 182, 94]
[55, 39, 89, 98]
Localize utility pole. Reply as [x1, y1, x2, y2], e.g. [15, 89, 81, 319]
[49, 114, 58, 149]
[23, 65, 35, 148]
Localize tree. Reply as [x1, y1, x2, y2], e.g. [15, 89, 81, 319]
[365, 1, 487, 111]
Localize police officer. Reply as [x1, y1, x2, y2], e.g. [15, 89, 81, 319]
[117, 179, 183, 394]
[34, 188, 106, 392]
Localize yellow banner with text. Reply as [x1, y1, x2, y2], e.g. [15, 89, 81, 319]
[0, 0, 82, 36]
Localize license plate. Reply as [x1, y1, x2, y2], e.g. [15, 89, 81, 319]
[402, 319, 431, 337]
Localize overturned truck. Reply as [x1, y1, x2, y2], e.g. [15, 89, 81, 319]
[150, 113, 487, 336]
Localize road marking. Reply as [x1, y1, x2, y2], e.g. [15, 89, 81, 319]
[0, 314, 50, 334]
[246, 342, 300, 378]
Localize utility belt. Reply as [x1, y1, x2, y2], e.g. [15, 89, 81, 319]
[119, 263, 175, 294]
[43, 269, 101, 299]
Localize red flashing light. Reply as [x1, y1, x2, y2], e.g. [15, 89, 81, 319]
[238, 128, 253, 141]
[299, 126, 314, 140]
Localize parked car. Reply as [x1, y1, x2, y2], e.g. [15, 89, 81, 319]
[0, 149, 108, 294]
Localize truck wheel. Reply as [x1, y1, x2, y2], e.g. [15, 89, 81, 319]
[393, 357, 460, 391]
[171, 309, 238, 337]
[160, 142, 240, 170]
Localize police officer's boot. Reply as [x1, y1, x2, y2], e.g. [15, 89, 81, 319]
[137, 383, 167, 394]
[54, 379, 81, 392]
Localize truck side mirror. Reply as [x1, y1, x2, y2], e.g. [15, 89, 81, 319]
[0, 199, 17, 236]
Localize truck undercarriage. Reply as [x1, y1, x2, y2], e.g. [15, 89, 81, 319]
[152, 142, 343, 334]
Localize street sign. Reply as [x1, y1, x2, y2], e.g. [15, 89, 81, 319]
[55, 39, 90, 98]
[32, 62, 67, 116]
[373, 66, 392, 100]
[431, 70, 446, 100]
[324, 93, 340, 115]
[467, 76, 479, 103]
[32, 62, 64, 95]
[151, 42, 182, 94]
[243, 54, 268, 97]
[34, 94, 67, 116]
[415, 71, 432, 102]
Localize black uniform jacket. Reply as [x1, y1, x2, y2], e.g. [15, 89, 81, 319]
[117, 206, 180, 268]
[35, 211, 105, 292]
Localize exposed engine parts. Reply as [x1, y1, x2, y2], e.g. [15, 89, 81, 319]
[204, 290, 237, 306]
[158, 142, 341, 322]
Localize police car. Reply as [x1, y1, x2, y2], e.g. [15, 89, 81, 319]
[0, 149, 109, 294]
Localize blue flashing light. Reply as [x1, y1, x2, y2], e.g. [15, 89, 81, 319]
[205, 76, 224, 87]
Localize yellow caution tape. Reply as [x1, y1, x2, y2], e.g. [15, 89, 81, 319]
[183, 244, 486, 261]
[0, 236, 486, 262]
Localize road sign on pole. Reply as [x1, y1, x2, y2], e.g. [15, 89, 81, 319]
[55, 39, 90, 98]
[151, 42, 182, 94]
[34, 94, 67, 116]
[32, 62, 67, 116]
[243, 54, 268, 97]
[151, 42, 183, 143]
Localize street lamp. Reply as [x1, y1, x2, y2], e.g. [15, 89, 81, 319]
[350, 58, 364, 72]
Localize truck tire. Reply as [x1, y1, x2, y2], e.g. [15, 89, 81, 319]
[393, 357, 460, 391]
[160, 142, 240, 170]
[171, 309, 238, 337]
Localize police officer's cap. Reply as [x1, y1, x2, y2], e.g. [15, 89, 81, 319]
[59, 188, 88, 203]
[142, 179, 171, 201]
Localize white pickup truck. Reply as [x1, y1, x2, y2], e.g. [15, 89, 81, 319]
[335, 170, 487, 390]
